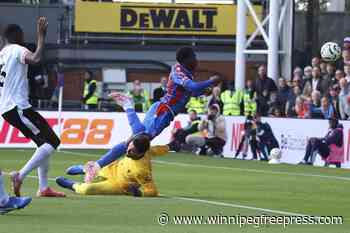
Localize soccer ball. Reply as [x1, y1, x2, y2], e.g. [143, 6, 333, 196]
[270, 148, 282, 160]
[268, 148, 282, 164]
[321, 42, 342, 62]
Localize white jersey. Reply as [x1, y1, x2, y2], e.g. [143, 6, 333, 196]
[0, 44, 32, 114]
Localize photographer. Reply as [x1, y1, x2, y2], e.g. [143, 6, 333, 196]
[186, 105, 227, 156]
[168, 110, 201, 152]
[255, 115, 279, 161]
[234, 114, 258, 160]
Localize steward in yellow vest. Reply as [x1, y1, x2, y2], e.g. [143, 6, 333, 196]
[186, 97, 207, 114]
[243, 90, 257, 116]
[82, 70, 98, 110]
[220, 88, 242, 116]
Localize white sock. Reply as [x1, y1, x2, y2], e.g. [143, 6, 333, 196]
[37, 157, 49, 191]
[19, 143, 55, 181]
[0, 172, 9, 206]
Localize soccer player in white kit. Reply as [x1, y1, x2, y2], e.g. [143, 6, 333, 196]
[0, 17, 65, 198]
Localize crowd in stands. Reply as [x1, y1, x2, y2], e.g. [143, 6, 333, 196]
[126, 58, 350, 120]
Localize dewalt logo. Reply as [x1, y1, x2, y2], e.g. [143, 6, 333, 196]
[120, 6, 218, 32]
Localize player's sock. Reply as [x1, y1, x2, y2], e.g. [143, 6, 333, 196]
[126, 109, 146, 134]
[37, 157, 49, 191]
[96, 142, 128, 168]
[0, 172, 9, 207]
[56, 177, 76, 191]
[19, 143, 55, 181]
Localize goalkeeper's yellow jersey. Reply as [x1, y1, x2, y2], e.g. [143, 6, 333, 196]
[100, 145, 169, 197]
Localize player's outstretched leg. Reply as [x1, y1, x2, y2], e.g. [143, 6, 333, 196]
[56, 177, 76, 192]
[0, 170, 32, 214]
[66, 165, 85, 175]
[109, 92, 146, 134]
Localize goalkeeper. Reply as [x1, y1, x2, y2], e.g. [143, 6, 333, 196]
[56, 136, 169, 197]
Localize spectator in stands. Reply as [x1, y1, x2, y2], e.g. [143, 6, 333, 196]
[310, 90, 321, 108]
[303, 67, 323, 97]
[325, 64, 336, 84]
[344, 65, 350, 82]
[295, 96, 309, 119]
[276, 78, 291, 116]
[328, 85, 341, 119]
[285, 85, 302, 117]
[221, 82, 242, 116]
[343, 49, 350, 66]
[292, 75, 303, 90]
[311, 57, 321, 68]
[128, 80, 150, 112]
[343, 37, 350, 52]
[242, 79, 257, 116]
[320, 63, 336, 94]
[320, 62, 327, 76]
[186, 96, 207, 114]
[153, 76, 168, 103]
[335, 69, 344, 83]
[186, 105, 226, 156]
[256, 89, 271, 116]
[338, 78, 350, 120]
[293, 67, 303, 79]
[207, 86, 223, 113]
[82, 70, 98, 111]
[168, 110, 201, 152]
[302, 66, 313, 93]
[299, 118, 343, 165]
[269, 106, 282, 118]
[254, 65, 277, 99]
[310, 96, 335, 119]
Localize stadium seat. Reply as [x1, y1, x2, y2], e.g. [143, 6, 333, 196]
[323, 144, 344, 168]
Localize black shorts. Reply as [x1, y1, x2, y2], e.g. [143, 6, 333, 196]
[2, 107, 60, 149]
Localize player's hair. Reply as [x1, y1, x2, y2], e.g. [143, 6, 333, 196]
[2, 24, 24, 45]
[133, 134, 150, 155]
[189, 109, 197, 114]
[176, 46, 196, 64]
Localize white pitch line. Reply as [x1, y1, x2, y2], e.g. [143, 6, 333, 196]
[59, 150, 350, 182]
[2, 172, 315, 217]
[173, 197, 310, 217]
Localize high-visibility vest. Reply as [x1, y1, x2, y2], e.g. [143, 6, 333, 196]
[243, 91, 257, 116]
[220, 90, 242, 116]
[83, 80, 98, 105]
[186, 97, 207, 114]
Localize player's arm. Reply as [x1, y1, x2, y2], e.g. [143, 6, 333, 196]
[24, 17, 47, 65]
[184, 75, 221, 94]
[133, 174, 159, 197]
[173, 73, 221, 94]
[149, 145, 169, 157]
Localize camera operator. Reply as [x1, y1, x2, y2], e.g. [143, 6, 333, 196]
[234, 114, 258, 160]
[255, 115, 279, 161]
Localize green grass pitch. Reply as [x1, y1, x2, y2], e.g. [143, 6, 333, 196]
[0, 149, 349, 233]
